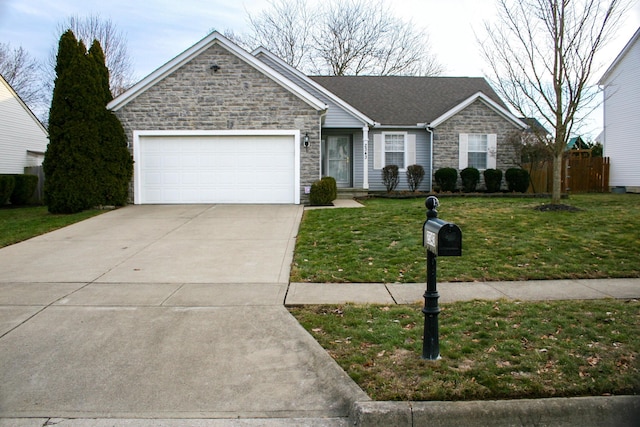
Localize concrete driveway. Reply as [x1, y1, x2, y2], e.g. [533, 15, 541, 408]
[0, 205, 367, 424]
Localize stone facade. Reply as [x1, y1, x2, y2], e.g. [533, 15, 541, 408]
[433, 99, 520, 189]
[114, 43, 322, 203]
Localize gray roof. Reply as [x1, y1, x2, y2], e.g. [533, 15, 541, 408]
[309, 76, 507, 126]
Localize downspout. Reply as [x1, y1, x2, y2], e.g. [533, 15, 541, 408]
[426, 125, 434, 192]
[362, 124, 369, 189]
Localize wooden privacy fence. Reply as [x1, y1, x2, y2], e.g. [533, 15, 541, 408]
[523, 156, 610, 193]
[24, 166, 45, 204]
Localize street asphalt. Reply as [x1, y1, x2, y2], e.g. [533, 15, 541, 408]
[0, 203, 638, 426]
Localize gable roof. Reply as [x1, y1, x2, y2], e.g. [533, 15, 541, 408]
[0, 73, 48, 136]
[599, 26, 640, 84]
[252, 47, 376, 126]
[108, 32, 327, 112]
[309, 76, 512, 126]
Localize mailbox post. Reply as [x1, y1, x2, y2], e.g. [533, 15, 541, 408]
[422, 196, 462, 360]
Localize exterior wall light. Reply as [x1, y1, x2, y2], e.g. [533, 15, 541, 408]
[210, 64, 221, 72]
[303, 133, 310, 148]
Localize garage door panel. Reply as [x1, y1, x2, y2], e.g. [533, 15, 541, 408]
[138, 134, 296, 204]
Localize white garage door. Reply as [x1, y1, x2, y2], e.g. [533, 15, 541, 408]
[136, 132, 298, 204]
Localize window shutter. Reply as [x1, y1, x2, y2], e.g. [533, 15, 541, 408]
[406, 134, 416, 167]
[487, 134, 497, 169]
[373, 134, 383, 170]
[459, 133, 468, 169]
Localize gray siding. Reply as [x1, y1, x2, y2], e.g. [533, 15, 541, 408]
[114, 43, 322, 203]
[368, 129, 431, 192]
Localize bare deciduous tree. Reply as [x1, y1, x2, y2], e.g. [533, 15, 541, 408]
[50, 14, 135, 97]
[243, 0, 442, 76]
[245, 0, 314, 70]
[0, 43, 47, 117]
[479, 0, 630, 203]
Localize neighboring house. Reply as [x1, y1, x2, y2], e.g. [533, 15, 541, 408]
[599, 27, 640, 193]
[0, 74, 48, 174]
[566, 136, 588, 151]
[108, 32, 527, 205]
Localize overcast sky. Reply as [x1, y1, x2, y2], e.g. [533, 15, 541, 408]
[1, 0, 639, 136]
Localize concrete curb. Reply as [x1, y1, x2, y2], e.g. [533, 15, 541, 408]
[350, 395, 640, 426]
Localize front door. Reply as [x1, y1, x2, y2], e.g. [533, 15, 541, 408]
[326, 136, 352, 187]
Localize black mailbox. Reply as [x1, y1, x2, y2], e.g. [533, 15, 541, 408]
[423, 218, 462, 257]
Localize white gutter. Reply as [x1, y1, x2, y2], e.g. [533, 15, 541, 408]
[426, 125, 434, 192]
[362, 124, 370, 189]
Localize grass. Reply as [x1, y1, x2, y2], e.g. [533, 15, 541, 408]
[291, 194, 640, 283]
[0, 206, 104, 247]
[289, 299, 640, 401]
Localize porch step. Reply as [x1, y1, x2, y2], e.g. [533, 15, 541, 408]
[336, 188, 369, 199]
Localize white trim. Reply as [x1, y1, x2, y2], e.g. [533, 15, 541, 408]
[132, 129, 300, 204]
[253, 48, 376, 126]
[362, 125, 369, 189]
[430, 92, 528, 129]
[108, 32, 327, 112]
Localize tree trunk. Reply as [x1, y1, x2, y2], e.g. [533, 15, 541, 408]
[552, 152, 563, 203]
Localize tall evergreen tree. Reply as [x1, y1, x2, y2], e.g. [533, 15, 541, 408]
[44, 30, 101, 213]
[44, 31, 132, 213]
[88, 41, 132, 206]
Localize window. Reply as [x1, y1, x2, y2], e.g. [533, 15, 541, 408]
[459, 133, 497, 170]
[467, 134, 488, 169]
[373, 132, 416, 170]
[384, 133, 405, 168]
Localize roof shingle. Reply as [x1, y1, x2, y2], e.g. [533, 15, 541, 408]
[309, 76, 506, 126]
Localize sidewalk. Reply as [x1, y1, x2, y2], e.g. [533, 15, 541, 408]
[285, 277, 640, 305]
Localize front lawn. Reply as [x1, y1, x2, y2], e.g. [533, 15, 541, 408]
[0, 206, 104, 248]
[291, 194, 640, 283]
[290, 299, 640, 401]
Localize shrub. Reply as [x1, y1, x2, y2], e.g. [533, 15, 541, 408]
[321, 176, 337, 201]
[10, 174, 38, 205]
[406, 164, 425, 192]
[382, 165, 400, 192]
[309, 177, 337, 206]
[483, 169, 503, 193]
[506, 168, 530, 193]
[460, 167, 480, 193]
[434, 167, 458, 192]
[0, 175, 16, 205]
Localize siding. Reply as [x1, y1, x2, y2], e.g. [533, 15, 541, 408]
[367, 129, 431, 192]
[602, 33, 640, 189]
[0, 78, 48, 174]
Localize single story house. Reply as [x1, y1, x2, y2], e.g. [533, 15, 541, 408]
[108, 32, 527, 204]
[599, 26, 640, 193]
[0, 74, 48, 174]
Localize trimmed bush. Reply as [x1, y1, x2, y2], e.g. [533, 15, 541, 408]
[506, 168, 530, 193]
[9, 174, 38, 205]
[460, 167, 480, 193]
[434, 167, 457, 192]
[382, 165, 400, 192]
[0, 175, 16, 205]
[406, 164, 425, 192]
[483, 169, 503, 193]
[309, 177, 337, 206]
[321, 176, 337, 201]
